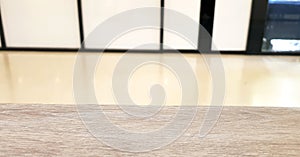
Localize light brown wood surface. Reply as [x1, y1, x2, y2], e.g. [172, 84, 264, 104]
[1, 104, 299, 156]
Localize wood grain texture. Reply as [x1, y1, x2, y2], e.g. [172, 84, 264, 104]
[0, 104, 300, 156]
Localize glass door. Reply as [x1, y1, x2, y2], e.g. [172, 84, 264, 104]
[262, 0, 300, 52]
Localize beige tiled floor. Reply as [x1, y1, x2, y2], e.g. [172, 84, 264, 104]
[0, 51, 300, 107]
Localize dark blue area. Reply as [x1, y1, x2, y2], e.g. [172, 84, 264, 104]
[264, 0, 300, 40]
[269, 0, 300, 5]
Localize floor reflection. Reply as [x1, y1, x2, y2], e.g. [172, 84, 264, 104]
[0, 51, 299, 107]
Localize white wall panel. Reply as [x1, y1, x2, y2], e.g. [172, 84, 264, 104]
[82, 0, 160, 49]
[164, 0, 201, 49]
[212, 0, 252, 51]
[0, 0, 80, 48]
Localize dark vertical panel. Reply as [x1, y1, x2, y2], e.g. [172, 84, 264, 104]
[160, 0, 165, 51]
[199, 0, 215, 35]
[198, 0, 215, 50]
[0, 5, 7, 48]
[77, 0, 85, 48]
[246, 0, 268, 53]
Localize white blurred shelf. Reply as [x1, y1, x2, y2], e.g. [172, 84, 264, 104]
[0, 0, 81, 48]
[82, 0, 160, 49]
[212, 0, 253, 51]
[164, 0, 201, 50]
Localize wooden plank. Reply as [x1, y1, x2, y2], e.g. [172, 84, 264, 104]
[0, 104, 299, 156]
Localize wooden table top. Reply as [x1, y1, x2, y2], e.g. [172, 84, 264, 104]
[1, 104, 299, 156]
